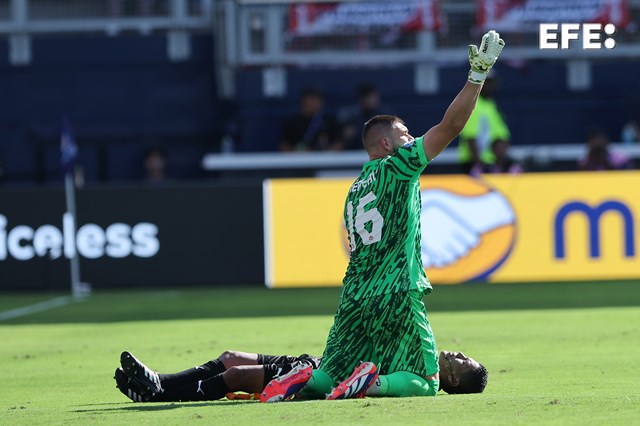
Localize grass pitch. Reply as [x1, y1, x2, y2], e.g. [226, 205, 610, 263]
[1, 281, 639, 425]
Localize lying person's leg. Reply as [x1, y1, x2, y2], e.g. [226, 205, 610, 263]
[118, 350, 261, 393]
[157, 350, 261, 388]
[154, 364, 264, 402]
[116, 350, 320, 402]
[158, 359, 319, 402]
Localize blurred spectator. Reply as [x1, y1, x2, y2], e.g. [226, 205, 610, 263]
[279, 87, 340, 152]
[620, 120, 640, 145]
[143, 147, 167, 183]
[458, 72, 511, 175]
[578, 128, 633, 171]
[482, 139, 523, 175]
[336, 83, 390, 151]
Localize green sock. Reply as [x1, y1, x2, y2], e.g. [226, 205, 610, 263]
[298, 370, 335, 400]
[367, 371, 439, 397]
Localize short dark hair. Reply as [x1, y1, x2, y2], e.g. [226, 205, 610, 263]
[362, 114, 404, 147]
[447, 363, 488, 394]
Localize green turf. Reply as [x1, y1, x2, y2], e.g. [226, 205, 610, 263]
[1, 279, 640, 324]
[1, 282, 639, 424]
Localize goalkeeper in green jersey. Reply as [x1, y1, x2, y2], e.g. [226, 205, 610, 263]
[261, 30, 504, 402]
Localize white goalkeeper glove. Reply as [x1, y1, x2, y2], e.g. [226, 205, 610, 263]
[468, 30, 505, 85]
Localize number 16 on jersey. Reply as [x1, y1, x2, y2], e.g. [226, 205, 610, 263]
[346, 191, 384, 252]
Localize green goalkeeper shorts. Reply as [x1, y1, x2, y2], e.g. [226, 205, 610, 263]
[318, 290, 438, 383]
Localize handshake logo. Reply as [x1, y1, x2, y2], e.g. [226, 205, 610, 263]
[420, 179, 516, 283]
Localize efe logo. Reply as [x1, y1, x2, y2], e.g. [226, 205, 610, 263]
[539, 23, 616, 50]
[0, 213, 160, 261]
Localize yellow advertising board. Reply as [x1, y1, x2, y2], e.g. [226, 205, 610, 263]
[263, 171, 640, 287]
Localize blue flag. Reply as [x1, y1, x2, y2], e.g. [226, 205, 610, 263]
[60, 116, 78, 175]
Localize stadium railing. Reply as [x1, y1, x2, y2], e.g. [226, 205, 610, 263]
[0, 0, 214, 64]
[226, 0, 640, 64]
[214, 0, 640, 97]
[3, 0, 640, 64]
[3, 0, 640, 89]
[201, 143, 640, 172]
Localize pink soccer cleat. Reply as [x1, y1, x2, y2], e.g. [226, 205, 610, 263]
[326, 362, 378, 400]
[260, 364, 313, 403]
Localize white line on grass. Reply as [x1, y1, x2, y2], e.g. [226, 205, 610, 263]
[0, 296, 73, 321]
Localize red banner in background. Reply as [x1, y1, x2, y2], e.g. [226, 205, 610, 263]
[287, 1, 441, 36]
[477, 0, 630, 32]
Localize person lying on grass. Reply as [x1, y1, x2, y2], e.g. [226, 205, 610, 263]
[114, 348, 487, 402]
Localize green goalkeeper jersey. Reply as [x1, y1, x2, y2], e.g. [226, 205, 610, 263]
[342, 136, 431, 300]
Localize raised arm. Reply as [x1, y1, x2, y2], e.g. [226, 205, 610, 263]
[422, 30, 505, 162]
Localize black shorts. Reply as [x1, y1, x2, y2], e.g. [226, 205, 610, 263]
[257, 353, 322, 370]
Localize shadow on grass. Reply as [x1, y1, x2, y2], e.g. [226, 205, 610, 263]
[72, 401, 250, 413]
[2, 280, 640, 324]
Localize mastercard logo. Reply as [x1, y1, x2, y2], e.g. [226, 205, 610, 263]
[420, 176, 516, 284]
